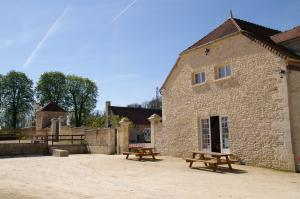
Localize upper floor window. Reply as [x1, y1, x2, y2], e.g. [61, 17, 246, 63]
[217, 65, 231, 79]
[194, 72, 206, 84]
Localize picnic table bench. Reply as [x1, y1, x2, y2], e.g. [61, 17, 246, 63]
[123, 146, 159, 161]
[186, 151, 238, 171]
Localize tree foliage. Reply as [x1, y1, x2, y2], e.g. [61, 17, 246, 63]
[127, 87, 162, 109]
[86, 112, 121, 129]
[0, 74, 3, 108]
[127, 103, 142, 108]
[35, 71, 67, 108]
[1, 71, 34, 129]
[66, 75, 98, 127]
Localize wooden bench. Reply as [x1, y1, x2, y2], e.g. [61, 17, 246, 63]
[186, 158, 218, 171]
[123, 152, 133, 159]
[186, 151, 238, 171]
[123, 147, 160, 161]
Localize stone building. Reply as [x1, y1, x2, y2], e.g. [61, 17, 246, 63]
[158, 17, 300, 171]
[35, 102, 68, 131]
[105, 101, 162, 143]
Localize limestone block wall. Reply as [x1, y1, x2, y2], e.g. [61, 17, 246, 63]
[85, 128, 116, 154]
[287, 69, 300, 171]
[160, 33, 295, 170]
[60, 126, 85, 135]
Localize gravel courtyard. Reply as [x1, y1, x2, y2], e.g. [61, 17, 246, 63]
[0, 154, 299, 199]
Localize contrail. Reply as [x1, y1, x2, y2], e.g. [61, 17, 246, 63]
[22, 7, 69, 69]
[111, 0, 138, 23]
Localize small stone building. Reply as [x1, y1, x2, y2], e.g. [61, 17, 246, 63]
[105, 101, 162, 143]
[35, 102, 68, 131]
[159, 17, 300, 171]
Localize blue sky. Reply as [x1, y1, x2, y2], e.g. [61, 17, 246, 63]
[1, 0, 300, 111]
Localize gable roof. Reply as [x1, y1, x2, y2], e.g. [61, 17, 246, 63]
[110, 106, 162, 125]
[271, 25, 300, 44]
[161, 17, 300, 91]
[39, 102, 66, 112]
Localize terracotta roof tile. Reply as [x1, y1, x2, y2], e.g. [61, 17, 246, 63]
[182, 18, 300, 59]
[39, 102, 66, 112]
[110, 106, 162, 125]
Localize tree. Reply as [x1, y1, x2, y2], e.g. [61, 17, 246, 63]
[0, 74, 4, 128]
[0, 74, 3, 108]
[35, 71, 67, 108]
[66, 75, 98, 127]
[144, 87, 162, 109]
[127, 87, 162, 109]
[1, 71, 34, 130]
[127, 103, 142, 108]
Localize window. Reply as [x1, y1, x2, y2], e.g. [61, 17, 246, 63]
[201, 119, 210, 149]
[217, 65, 231, 79]
[221, 117, 229, 149]
[194, 72, 206, 84]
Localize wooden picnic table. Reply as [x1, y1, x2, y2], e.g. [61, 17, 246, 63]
[186, 151, 235, 171]
[123, 146, 159, 161]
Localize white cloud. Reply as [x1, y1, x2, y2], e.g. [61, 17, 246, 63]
[22, 6, 70, 69]
[111, 0, 138, 23]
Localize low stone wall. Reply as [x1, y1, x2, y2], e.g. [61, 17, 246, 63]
[49, 145, 88, 154]
[0, 143, 48, 156]
[60, 126, 85, 135]
[85, 128, 116, 154]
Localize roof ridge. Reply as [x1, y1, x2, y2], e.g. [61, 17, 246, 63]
[230, 17, 242, 31]
[110, 106, 161, 111]
[233, 18, 281, 33]
[275, 25, 300, 35]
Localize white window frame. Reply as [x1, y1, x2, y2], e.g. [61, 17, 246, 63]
[200, 118, 211, 152]
[194, 72, 206, 84]
[199, 116, 230, 153]
[219, 116, 230, 153]
[217, 65, 232, 79]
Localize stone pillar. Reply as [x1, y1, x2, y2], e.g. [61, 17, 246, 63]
[117, 117, 131, 154]
[51, 118, 57, 135]
[148, 114, 162, 148]
[58, 116, 65, 135]
[105, 101, 111, 128]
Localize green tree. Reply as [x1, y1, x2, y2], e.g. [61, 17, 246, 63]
[0, 74, 4, 128]
[66, 75, 98, 127]
[1, 71, 34, 130]
[127, 103, 142, 108]
[0, 74, 3, 108]
[35, 71, 67, 108]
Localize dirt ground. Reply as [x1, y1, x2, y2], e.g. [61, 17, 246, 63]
[0, 154, 299, 199]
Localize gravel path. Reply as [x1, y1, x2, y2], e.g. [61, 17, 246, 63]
[0, 154, 299, 199]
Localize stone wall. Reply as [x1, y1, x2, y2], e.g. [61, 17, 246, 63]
[49, 145, 88, 154]
[60, 126, 85, 135]
[287, 69, 300, 171]
[160, 33, 296, 171]
[85, 128, 116, 154]
[0, 143, 48, 156]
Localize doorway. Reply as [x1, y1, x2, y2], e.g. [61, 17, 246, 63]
[210, 116, 221, 153]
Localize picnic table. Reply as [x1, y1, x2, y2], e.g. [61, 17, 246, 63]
[186, 151, 237, 171]
[123, 146, 159, 161]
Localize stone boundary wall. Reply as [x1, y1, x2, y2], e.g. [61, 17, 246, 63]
[85, 128, 116, 154]
[49, 145, 88, 154]
[0, 143, 48, 156]
[60, 126, 85, 135]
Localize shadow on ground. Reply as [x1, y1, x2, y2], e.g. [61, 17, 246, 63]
[191, 165, 247, 174]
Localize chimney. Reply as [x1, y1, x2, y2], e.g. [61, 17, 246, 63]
[105, 101, 111, 127]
